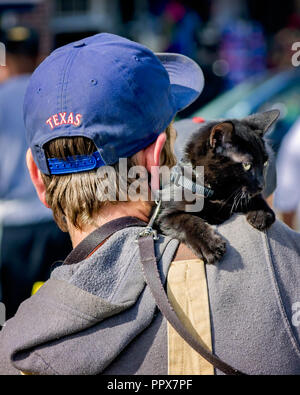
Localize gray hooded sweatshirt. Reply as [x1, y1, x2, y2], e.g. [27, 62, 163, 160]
[0, 215, 300, 375]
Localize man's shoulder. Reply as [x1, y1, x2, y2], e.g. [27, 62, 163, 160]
[171, 214, 300, 265]
[217, 213, 297, 237]
[214, 214, 300, 270]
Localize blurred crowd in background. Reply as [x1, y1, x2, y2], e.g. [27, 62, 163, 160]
[1, 1, 300, 110]
[0, 0, 299, 319]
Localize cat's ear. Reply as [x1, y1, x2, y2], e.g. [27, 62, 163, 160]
[209, 122, 234, 149]
[245, 110, 280, 136]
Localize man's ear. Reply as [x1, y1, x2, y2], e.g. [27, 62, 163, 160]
[143, 132, 167, 170]
[142, 132, 167, 192]
[210, 122, 234, 149]
[26, 149, 50, 208]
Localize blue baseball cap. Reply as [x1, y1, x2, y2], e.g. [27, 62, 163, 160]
[24, 33, 204, 175]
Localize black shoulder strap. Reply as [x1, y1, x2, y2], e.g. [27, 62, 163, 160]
[64, 216, 247, 376]
[64, 216, 146, 265]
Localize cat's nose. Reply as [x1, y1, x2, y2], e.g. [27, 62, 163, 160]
[256, 175, 264, 191]
[257, 183, 264, 191]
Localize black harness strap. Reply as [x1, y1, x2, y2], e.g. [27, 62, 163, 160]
[64, 216, 146, 265]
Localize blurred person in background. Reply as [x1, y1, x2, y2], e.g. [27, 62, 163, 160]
[218, 18, 267, 89]
[162, 0, 202, 58]
[0, 26, 72, 320]
[274, 117, 300, 230]
[0, 63, 8, 83]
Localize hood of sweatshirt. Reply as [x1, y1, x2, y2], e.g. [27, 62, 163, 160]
[0, 226, 179, 375]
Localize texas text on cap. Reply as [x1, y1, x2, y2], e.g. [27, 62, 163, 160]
[24, 33, 204, 175]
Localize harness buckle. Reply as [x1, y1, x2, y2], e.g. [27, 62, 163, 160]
[135, 226, 159, 243]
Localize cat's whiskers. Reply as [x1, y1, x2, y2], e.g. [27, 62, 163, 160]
[240, 191, 245, 211]
[230, 193, 238, 215]
[217, 187, 241, 213]
[245, 192, 251, 209]
[230, 188, 242, 215]
[236, 191, 244, 212]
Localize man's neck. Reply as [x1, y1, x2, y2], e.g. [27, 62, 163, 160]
[67, 201, 152, 248]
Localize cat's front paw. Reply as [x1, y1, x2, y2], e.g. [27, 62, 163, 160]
[246, 209, 275, 231]
[192, 231, 227, 265]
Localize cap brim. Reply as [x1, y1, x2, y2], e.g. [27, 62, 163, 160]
[156, 53, 205, 112]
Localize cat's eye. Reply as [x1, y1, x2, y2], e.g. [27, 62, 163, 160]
[243, 163, 252, 171]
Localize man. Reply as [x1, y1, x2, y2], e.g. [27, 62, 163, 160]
[0, 33, 299, 375]
[0, 26, 72, 319]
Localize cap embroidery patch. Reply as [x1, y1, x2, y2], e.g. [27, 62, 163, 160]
[46, 112, 82, 130]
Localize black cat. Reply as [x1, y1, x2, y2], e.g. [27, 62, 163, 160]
[156, 110, 280, 264]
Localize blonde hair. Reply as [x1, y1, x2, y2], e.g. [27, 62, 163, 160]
[41, 124, 177, 231]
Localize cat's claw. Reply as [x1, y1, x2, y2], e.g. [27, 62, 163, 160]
[191, 232, 227, 265]
[246, 209, 275, 231]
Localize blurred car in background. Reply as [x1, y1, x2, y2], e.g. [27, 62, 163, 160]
[190, 67, 300, 154]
